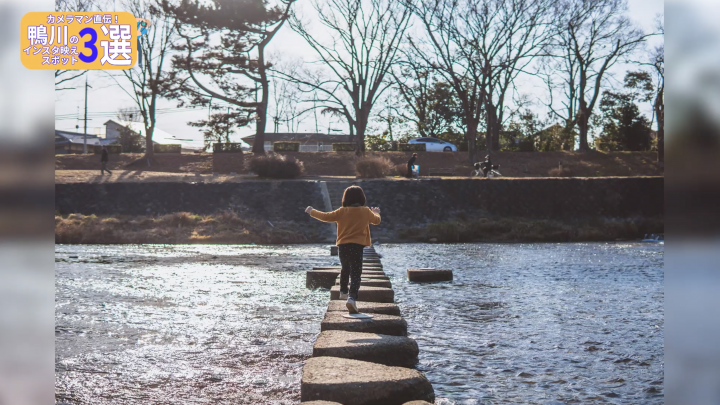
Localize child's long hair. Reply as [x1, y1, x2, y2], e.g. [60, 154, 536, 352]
[342, 186, 367, 207]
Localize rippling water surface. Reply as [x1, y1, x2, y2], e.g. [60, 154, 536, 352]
[55, 245, 330, 405]
[56, 242, 663, 405]
[378, 242, 664, 405]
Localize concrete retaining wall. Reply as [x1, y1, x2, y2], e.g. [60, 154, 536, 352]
[56, 177, 662, 221]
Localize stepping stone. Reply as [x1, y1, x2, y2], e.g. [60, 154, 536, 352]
[326, 300, 401, 316]
[313, 330, 419, 367]
[334, 279, 391, 288]
[321, 312, 407, 336]
[335, 275, 389, 281]
[331, 246, 338, 256]
[403, 402, 434, 405]
[301, 357, 434, 404]
[313, 266, 383, 270]
[407, 268, 453, 282]
[307, 270, 341, 289]
[363, 259, 381, 263]
[361, 271, 386, 276]
[330, 285, 394, 303]
[301, 402, 342, 405]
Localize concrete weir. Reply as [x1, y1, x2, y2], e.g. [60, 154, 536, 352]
[321, 311, 408, 336]
[307, 270, 341, 289]
[302, 246, 435, 404]
[301, 357, 435, 405]
[335, 279, 392, 288]
[313, 330, 419, 367]
[407, 268, 453, 282]
[326, 300, 401, 316]
[330, 285, 394, 302]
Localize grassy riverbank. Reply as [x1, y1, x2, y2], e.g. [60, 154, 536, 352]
[398, 217, 664, 243]
[56, 211, 662, 244]
[55, 211, 325, 244]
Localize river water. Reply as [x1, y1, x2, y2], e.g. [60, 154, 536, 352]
[56, 242, 663, 404]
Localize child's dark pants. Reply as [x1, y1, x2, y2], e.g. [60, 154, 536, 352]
[338, 243, 364, 299]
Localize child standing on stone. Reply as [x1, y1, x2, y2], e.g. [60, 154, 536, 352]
[305, 186, 381, 314]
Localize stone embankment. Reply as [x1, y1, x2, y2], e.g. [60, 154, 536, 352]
[301, 246, 436, 405]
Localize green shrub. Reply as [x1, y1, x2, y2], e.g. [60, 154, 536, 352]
[398, 143, 426, 152]
[154, 144, 181, 153]
[273, 142, 300, 152]
[248, 152, 304, 179]
[333, 143, 356, 152]
[213, 143, 245, 153]
[92, 144, 122, 154]
[355, 156, 394, 178]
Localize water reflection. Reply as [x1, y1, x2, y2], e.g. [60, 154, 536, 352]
[55, 245, 330, 405]
[56, 242, 662, 405]
[380, 242, 664, 405]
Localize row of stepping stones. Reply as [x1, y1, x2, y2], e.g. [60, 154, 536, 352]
[301, 246, 436, 405]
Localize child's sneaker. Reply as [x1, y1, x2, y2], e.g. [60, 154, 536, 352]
[339, 291, 349, 300]
[346, 297, 358, 314]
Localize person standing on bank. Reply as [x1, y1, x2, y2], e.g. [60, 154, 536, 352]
[101, 146, 112, 175]
[305, 186, 381, 314]
[407, 153, 417, 178]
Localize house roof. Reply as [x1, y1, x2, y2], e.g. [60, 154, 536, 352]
[55, 130, 102, 145]
[103, 119, 185, 146]
[242, 133, 352, 143]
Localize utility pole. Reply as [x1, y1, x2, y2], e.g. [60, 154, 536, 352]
[83, 75, 92, 153]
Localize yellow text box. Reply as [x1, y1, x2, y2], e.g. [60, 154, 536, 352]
[21, 12, 137, 70]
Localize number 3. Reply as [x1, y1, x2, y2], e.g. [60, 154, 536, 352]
[78, 27, 97, 63]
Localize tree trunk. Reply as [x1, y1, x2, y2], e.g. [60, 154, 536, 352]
[145, 125, 155, 161]
[577, 108, 591, 152]
[355, 113, 367, 157]
[655, 91, 664, 164]
[467, 119, 478, 164]
[488, 105, 500, 151]
[253, 46, 269, 155]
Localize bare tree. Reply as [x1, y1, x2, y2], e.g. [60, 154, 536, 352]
[286, 0, 412, 156]
[543, 0, 649, 152]
[410, 0, 556, 161]
[391, 56, 461, 138]
[107, 0, 176, 166]
[164, 0, 296, 154]
[55, 0, 96, 89]
[269, 57, 308, 132]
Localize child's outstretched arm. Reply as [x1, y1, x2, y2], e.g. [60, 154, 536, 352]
[305, 206, 340, 223]
[368, 207, 381, 225]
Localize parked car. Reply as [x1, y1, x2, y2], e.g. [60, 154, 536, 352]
[408, 137, 458, 152]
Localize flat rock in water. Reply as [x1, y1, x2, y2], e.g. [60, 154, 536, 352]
[307, 270, 342, 289]
[335, 279, 391, 288]
[326, 300, 401, 316]
[407, 268, 453, 282]
[301, 402, 343, 405]
[336, 275, 390, 281]
[330, 285, 394, 302]
[403, 402, 435, 405]
[301, 357, 434, 405]
[361, 270, 386, 276]
[313, 330, 418, 367]
[321, 311, 407, 336]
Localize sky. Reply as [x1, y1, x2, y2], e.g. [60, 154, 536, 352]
[54, 0, 664, 150]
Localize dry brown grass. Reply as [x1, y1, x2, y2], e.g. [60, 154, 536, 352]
[55, 211, 316, 244]
[548, 167, 573, 177]
[355, 156, 394, 178]
[398, 216, 664, 243]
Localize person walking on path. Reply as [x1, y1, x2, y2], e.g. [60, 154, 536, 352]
[407, 153, 417, 178]
[100, 146, 112, 175]
[305, 186, 381, 314]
